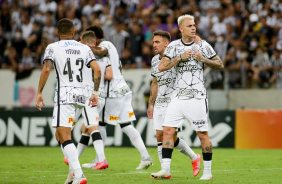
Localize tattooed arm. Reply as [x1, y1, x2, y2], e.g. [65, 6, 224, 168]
[36, 60, 53, 111]
[89, 60, 101, 107]
[147, 77, 158, 119]
[158, 50, 193, 72]
[193, 51, 224, 70]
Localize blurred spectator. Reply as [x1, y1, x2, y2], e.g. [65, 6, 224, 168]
[141, 43, 152, 68]
[251, 47, 272, 88]
[11, 28, 27, 58]
[224, 48, 242, 88]
[26, 21, 42, 52]
[127, 23, 144, 68]
[16, 46, 37, 80]
[42, 14, 56, 43]
[269, 49, 282, 88]
[211, 11, 227, 36]
[21, 15, 33, 40]
[120, 48, 137, 69]
[109, 19, 129, 57]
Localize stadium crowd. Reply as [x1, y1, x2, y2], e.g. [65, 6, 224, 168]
[0, 0, 281, 88]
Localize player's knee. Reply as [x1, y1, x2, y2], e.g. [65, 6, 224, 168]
[196, 131, 209, 143]
[163, 127, 175, 137]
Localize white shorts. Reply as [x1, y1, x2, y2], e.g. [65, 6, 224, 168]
[163, 98, 209, 131]
[153, 105, 183, 131]
[82, 97, 105, 127]
[103, 93, 136, 125]
[52, 104, 83, 128]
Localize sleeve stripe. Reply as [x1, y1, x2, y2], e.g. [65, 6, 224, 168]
[164, 55, 171, 59]
[208, 54, 217, 59]
[86, 59, 96, 68]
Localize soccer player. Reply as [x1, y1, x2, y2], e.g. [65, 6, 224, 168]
[35, 18, 100, 184]
[148, 30, 201, 179]
[81, 25, 153, 169]
[63, 31, 111, 172]
[151, 15, 224, 180]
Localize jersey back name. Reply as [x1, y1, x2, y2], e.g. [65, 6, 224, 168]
[43, 39, 96, 105]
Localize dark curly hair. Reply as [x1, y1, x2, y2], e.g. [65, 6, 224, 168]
[85, 25, 104, 39]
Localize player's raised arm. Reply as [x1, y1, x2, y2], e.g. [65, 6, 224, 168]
[35, 60, 52, 111]
[147, 77, 158, 119]
[90, 46, 108, 57]
[193, 51, 224, 70]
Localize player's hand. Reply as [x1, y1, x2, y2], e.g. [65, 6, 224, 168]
[180, 50, 193, 61]
[147, 106, 154, 119]
[193, 50, 205, 62]
[89, 94, 98, 107]
[36, 93, 45, 111]
[194, 35, 202, 43]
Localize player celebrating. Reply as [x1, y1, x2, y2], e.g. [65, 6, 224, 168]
[148, 30, 201, 179]
[36, 18, 101, 184]
[81, 25, 153, 169]
[151, 15, 223, 180]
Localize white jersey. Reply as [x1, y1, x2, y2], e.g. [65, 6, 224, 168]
[151, 54, 176, 107]
[43, 39, 96, 106]
[164, 39, 216, 99]
[97, 56, 111, 98]
[99, 40, 131, 97]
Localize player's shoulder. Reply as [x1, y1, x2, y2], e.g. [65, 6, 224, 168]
[196, 40, 212, 47]
[151, 54, 160, 63]
[168, 39, 181, 47]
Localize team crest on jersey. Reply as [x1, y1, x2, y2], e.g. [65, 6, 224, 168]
[128, 111, 135, 118]
[109, 116, 118, 121]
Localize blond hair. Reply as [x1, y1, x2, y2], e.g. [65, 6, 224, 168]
[177, 14, 194, 26]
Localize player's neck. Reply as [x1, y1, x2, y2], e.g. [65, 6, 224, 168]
[181, 36, 194, 44]
[60, 35, 73, 40]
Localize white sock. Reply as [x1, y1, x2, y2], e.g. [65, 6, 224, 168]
[157, 142, 163, 164]
[121, 124, 150, 159]
[162, 158, 171, 172]
[91, 130, 106, 162]
[99, 125, 107, 143]
[77, 134, 89, 158]
[203, 160, 212, 175]
[61, 144, 73, 171]
[176, 138, 197, 161]
[63, 142, 83, 178]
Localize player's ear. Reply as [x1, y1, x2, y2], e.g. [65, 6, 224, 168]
[179, 26, 183, 33]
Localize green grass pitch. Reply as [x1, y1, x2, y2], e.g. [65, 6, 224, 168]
[0, 147, 281, 184]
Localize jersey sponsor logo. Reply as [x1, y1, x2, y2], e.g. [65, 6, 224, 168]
[179, 89, 198, 96]
[109, 116, 118, 121]
[65, 49, 81, 55]
[177, 63, 198, 73]
[68, 117, 74, 124]
[59, 41, 83, 47]
[157, 77, 173, 86]
[156, 97, 171, 104]
[129, 111, 135, 118]
[192, 120, 205, 125]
